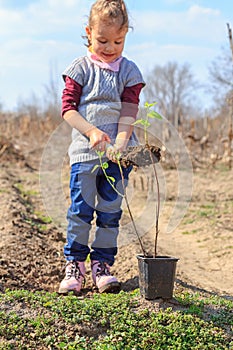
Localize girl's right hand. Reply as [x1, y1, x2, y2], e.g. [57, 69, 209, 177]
[86, 127, 111, 151]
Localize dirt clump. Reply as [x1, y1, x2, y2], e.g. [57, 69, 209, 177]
[120, 145, 161, 168]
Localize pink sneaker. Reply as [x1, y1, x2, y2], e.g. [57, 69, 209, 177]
[91, 260, 120, 293]
[58, 261, 85, 294]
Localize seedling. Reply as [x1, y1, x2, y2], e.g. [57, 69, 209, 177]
[92, 150, 147, 256]
[92, 101, 163, 257]
[133, 101, 162, 146]
[133, 102, 163, 257]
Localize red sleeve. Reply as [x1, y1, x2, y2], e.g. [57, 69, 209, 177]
[120, 83, 144, 119]
[61, 76, 83, 117]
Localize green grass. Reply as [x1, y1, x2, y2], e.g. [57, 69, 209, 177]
[0, 289, 232, 349]
[0, 188, 10, 194]
[12, 183, 52, 231]
[181, 229, 198, 235]
[196, 204, 216, 218]
[34, 211, 53, 224]
[13, 182, 39, 197]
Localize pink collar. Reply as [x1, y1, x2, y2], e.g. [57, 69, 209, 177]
[87, 50, 123, 72]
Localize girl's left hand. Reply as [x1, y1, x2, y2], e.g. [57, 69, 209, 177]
[106, 144, 122, 163]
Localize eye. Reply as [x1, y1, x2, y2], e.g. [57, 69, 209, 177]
[115, 41, 122, 45]
[98, 39, 107, 44]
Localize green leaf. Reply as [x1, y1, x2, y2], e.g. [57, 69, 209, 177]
[108, 176, 116, 183]
[141, 119, 151, 127]
[132, 119, 144, 125]
[147, 111, 163, 120]
[96, 150, 105, 157]
[144, 101, 157, 108]
[102, 162, 109, 170]
[91, 164, 100, 173]
[134, 119, 150, 127]
[116, 151, 122, 160]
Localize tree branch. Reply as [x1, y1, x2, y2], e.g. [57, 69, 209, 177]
[227, 23, 233, 65]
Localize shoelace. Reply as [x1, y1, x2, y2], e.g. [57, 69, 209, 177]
[95, 262, 111, 277]
[66, 262, 85, 281]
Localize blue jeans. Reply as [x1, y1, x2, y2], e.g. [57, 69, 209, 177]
[64, 160, 132, 266]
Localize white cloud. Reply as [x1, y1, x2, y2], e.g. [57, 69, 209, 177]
[163, 0, 189, 4]
[0, 0, 88, 38]
[0, 8, 22, 36]
[126, 6, 227, 95]
[126, 41, 215, 77]
[0, 1, 229, 110]
[0, 0, 92, 110]
[131, 5, 225, 44]
[0, 32, 85, 110]
[188, 5, 220, 17]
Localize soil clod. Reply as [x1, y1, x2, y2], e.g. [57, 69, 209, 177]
[120, 145, 161, 168]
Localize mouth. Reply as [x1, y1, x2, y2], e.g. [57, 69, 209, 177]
[101, 53, 115, 60]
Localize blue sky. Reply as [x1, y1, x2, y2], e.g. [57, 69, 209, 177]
[0, 0, 232, 111]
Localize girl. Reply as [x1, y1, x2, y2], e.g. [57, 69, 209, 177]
[59, 0, 145, 294]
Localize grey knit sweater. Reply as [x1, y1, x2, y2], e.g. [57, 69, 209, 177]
[63, 55, 145, 165]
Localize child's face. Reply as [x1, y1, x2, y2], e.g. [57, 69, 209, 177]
[86, 20, 127, 63]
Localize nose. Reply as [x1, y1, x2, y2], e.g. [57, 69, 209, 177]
[105, 42, 114, 53]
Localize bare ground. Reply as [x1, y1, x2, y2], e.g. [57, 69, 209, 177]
[0, 138, 233, 301]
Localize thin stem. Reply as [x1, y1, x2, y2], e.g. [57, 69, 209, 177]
[98, 154, 124, 198]
[144, 127, 148, 145]
[145, 107, 149, 145]
[97, 150, 147, 256]
[148, 148, 160, 258]
[117, 159, 147, 257]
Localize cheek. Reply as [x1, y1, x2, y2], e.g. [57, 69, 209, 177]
[93, 41, 101, 51]
[117, 44, 124, 52]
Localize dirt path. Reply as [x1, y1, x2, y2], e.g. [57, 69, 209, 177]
[118, 168, 233, 296]
[0, 149, 233, 297]
[160, 168, 233, 296]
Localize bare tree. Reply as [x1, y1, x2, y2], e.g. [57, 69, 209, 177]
[226, 23, 233, 169]
[208, 45, 233, 106]
[43, 61, 61, 119]
[208, 24, 233, 169]
[143, 61, 199, 129]
[16, 92, 42, 119]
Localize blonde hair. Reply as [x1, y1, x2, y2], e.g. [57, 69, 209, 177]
[85, 0, 130, 46]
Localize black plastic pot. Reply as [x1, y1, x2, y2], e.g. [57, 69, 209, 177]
[137, 255, 179, 300]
